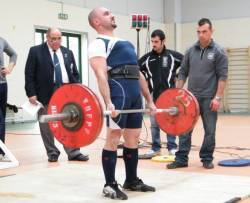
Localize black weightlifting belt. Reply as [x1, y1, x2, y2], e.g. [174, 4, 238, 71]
[108, 65, 140, 79]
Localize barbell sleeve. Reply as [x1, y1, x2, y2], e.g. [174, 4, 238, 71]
[39, 113, 70, 123]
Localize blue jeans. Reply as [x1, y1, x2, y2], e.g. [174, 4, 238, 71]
[0, 83, 7, 155]
[175, 97, 217, 164]
[150, 115, 177, 152]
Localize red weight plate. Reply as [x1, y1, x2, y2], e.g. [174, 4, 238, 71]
[47, 84, 104, 148]
[155, 88, 200, 135]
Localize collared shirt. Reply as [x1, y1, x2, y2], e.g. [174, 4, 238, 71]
[178, 39, 228, 98]
[47, 43, 69, 83]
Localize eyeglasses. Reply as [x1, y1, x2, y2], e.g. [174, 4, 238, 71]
[49, 37, 62, 42]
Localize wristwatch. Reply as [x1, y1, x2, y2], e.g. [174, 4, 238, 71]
[215, 96, 221, 101]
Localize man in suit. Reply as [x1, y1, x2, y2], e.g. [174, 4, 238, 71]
[25, 27, 89, 162]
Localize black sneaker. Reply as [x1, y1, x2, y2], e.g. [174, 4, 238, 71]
[166, 161, 188, 169]
[103, 182, 128, 200]
[123, 178, 156, 192]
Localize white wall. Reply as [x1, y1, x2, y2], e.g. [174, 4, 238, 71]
[180, 17, 250, 52]
[49, 0, 165, 22]
[181, 0, 250, 23]
[1, 0, 166, 121]
[49, 0, 250, 24]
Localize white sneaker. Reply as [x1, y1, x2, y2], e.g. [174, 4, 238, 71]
[0, 154, 11, 162]
[139, 149, 161, 159]
[168, 149, 177, 156]
[103, 182, 128, 200]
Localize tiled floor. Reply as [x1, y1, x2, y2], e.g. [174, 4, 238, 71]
[0, 115, 250, 202]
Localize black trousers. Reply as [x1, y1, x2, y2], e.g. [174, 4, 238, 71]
[0, 83, 7, 155]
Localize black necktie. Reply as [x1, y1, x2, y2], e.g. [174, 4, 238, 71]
[53, 51, 63, 86]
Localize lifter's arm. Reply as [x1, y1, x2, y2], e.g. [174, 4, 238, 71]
[89, 56, 116, 117]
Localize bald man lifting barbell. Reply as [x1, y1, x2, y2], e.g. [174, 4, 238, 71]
[90, 6, 155, 200]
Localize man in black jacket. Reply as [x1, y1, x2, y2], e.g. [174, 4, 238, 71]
[139, 29, 183, 158]
[25, 27, 88, 162]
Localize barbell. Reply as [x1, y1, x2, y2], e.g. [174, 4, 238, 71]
[39, 84, 200, 148]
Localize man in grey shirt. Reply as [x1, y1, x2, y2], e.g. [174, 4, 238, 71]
[0, 37, 17, 160]
[167, 18, 228, 169]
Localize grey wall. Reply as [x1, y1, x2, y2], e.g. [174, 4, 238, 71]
[164, 0, 182, 23]
[181, 0, 250, 23]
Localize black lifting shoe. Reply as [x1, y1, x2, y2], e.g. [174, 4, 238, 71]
[103, 182, 128, 200]
[123, 178, 156, 192]
[166, 161, 188, 169]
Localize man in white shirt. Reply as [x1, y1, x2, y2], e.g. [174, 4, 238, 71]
[88, 7, 156, 200]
